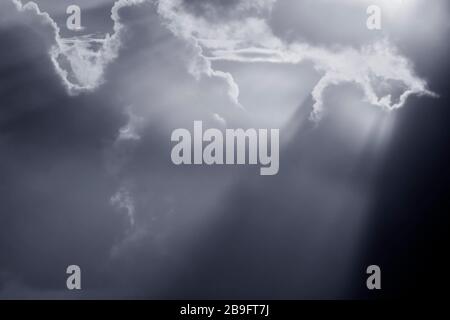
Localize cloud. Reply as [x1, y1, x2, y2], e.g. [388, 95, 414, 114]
[108, 106, 145, 233]
[12, 0, 147, 95]
[1, 0, 448, 299]
[116, 105, 144, 141]
[156, 0, 437, 121]
[111, 186, 136, 227]
[11, 0, 435, 118]
[156, 0, 282, 109]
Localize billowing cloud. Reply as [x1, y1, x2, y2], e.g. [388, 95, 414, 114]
[12, 0, 146, 94]
[2, 0, 448, 299]
[11, 0, 437, 117]
[156, 0, 437, 120]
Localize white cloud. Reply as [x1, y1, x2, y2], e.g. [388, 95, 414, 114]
[156, 0, 283, 109]
[12, 0, 147, 95]
[11, 0, 438, 117]
[156, 0, 437, 121]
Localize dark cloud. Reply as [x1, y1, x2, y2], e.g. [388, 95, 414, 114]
[0, 0, 449, 299]
[0, 3, 127, 298]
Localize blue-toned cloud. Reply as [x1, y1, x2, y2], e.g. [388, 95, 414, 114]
[12, 0, 146, 94]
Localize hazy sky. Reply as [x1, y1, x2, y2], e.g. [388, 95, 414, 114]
[0, 0, 449, 298]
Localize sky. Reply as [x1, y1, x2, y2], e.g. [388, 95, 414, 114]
[0, 0, 449, 298]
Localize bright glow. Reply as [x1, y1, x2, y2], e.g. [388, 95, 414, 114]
[361, 0, 417, 14]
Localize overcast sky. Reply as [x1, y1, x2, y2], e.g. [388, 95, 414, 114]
[0, 0, 449, 298]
